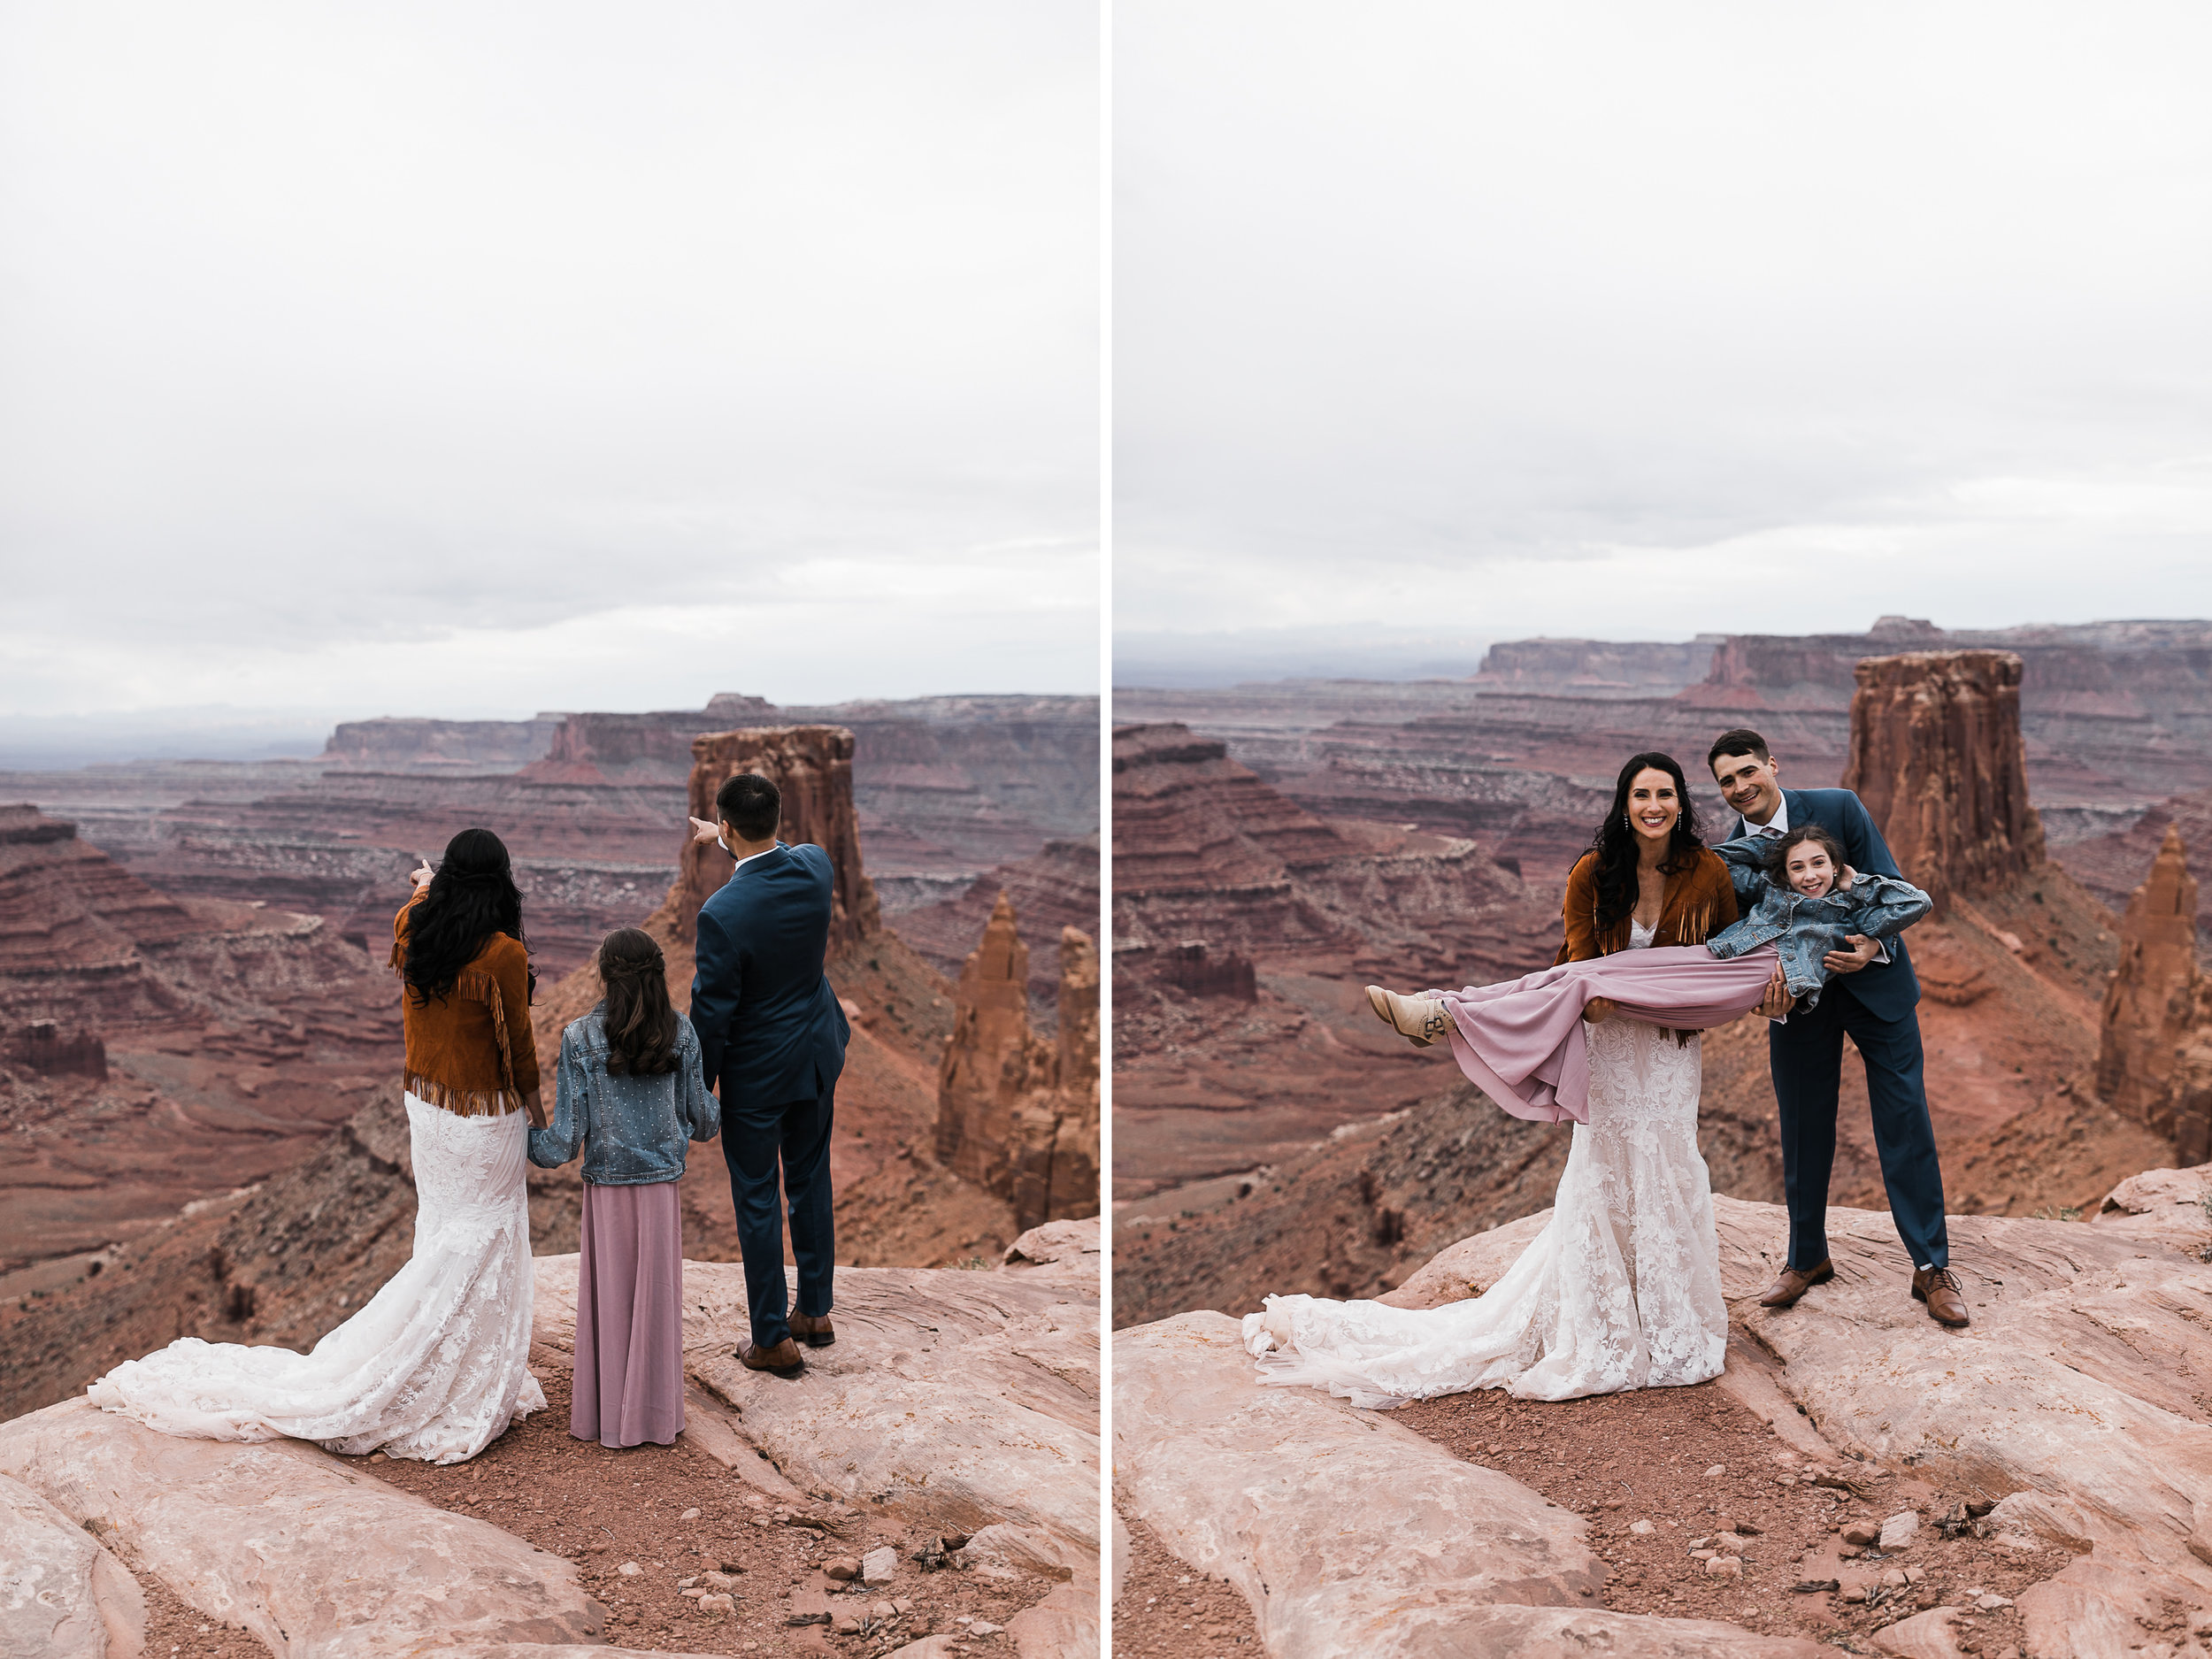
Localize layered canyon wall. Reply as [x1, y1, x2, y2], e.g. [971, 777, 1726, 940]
[6, 691, 1097, 979]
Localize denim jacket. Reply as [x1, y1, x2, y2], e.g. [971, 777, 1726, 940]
[1706, 837, 1933, 1007]
[527, 1008, 719, 1185]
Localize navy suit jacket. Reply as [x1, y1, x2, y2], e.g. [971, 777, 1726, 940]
[1730, 787, 1921, 1022]
[690, 842, 850, 1106]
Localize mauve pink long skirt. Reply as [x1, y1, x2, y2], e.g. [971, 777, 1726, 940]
[572, 1179, 685, 1448]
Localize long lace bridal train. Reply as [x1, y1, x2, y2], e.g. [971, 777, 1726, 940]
[1242, 1010, 1728, 1408]
[88, 1096, 545, 1463]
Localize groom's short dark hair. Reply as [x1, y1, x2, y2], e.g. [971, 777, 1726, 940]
[715, 772, 780, 841]
[1707, 727, 1770, 772]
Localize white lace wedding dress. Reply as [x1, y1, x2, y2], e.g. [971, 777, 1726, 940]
[1243, 922, 1728, 1407]
[88, 1096, 545, 1463]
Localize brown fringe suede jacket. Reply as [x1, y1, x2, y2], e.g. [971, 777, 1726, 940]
[1555, 846, 1740, 964]
[391, 890, 542, 1123]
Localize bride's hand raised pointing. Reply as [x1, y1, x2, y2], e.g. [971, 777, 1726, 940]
[409, 858, 434, 891]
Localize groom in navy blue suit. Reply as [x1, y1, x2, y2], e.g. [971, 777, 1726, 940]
[1708, 728, 1969, 1329]
[689, 772, 851, 1376]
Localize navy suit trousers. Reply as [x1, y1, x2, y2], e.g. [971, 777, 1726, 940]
[720, 1083, 836, 1348]
[1769, 982, 1949, 1272]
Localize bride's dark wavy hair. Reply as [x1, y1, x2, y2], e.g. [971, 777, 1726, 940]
[596, 927, 680, 1076]
[402, 827, 528, 1008]
[1582, 751, 1706, 936]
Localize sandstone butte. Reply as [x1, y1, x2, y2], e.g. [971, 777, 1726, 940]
[1839, 649, 2046, 916]
[1, 721, 1103, 1656]
[934, 892, 1101, 1233]
[2098, 822, 2212, 1164]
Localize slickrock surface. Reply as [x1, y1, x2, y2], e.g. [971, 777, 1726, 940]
[1120, 1175, 2211, 1656]
[0, 1468, 146, 1658]
[1113, 1313, 1822, 1659]
[936, 895, 1100, 1231]
[1839, 650, 2046, 914]
[0, 1398, 606, 1655]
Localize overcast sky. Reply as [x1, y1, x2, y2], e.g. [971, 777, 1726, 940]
[0, 3, 1096, 750]
[1117, 3, 2212, 679]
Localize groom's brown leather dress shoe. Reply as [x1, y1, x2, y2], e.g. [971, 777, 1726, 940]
[1912, 1266, 1971, 1327]
[1757, 1259, 1834, 1308]
[787, 1311, 835, 1348]
[738, 1338, 806, 1376]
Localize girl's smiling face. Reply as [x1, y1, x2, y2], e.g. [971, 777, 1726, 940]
[1783, 841, 1837, 897]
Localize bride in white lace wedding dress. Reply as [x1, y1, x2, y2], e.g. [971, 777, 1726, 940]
[88, 1098, 545, 1462]
[1243, 754, 1740, 1409]
[88, 835, 547, 1464]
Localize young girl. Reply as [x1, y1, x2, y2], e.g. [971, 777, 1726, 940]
[1364, 827, 1932, 1125]
[1706, 825, 1932, 1009]
[528, 927, 718, 1448]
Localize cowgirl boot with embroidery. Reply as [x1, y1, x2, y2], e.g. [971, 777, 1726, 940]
[1364, 986, 1450, 1048]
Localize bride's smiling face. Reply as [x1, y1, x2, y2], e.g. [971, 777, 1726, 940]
[1626, 769, 1680, 841]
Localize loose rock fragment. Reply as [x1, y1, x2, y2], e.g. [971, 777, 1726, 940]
[1879, 1509, 1921, 1549]
[1628, 1520, 1655, 1535]
[825, 1556, 862, 1582]
[861, 1545, 898, 1585]
[697, 1593, 735, 1615]
[1705, 1556, 1743, 1579]
[1841, 1521, 1882, 1547]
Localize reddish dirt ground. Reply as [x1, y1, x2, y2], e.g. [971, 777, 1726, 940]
[1398, 1379, 2062, 1655]
[1111, 1516, 1260, 1655]
[131, 1363, 1059, 1657]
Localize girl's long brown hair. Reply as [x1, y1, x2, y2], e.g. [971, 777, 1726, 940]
[598, 928, 680, 1076]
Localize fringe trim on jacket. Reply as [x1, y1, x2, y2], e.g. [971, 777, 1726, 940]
[403, 1073, 524, 1118]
